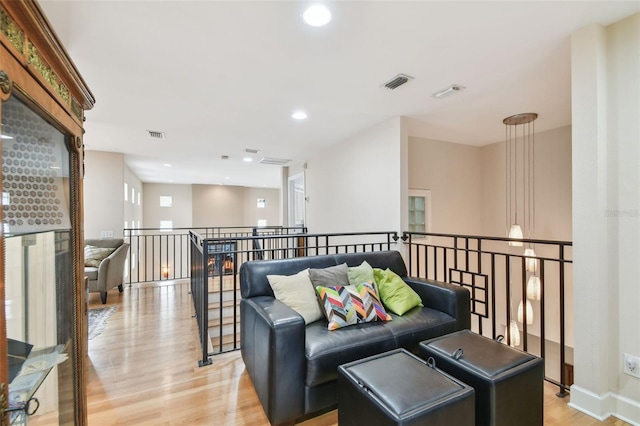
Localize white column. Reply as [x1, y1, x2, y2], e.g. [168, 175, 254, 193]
[570, 23, 615, 419]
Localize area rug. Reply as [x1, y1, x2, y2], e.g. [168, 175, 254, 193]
[88, 306, 117, 340]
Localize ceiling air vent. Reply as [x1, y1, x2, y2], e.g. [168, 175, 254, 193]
[383, 73, 414, 90]
[147, 130, 165, 139]
[259, 157, 291, 166]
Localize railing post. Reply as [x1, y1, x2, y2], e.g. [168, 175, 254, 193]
[557, 244, 568, 397]
[505, 254, 512, 346]
[199, 238, 212, 366]
[521, 255, 528, 351]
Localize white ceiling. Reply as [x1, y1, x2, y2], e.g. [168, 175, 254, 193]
[39, 0, 639, 188]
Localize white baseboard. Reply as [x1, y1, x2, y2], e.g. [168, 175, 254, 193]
[569, 385, 640, 425]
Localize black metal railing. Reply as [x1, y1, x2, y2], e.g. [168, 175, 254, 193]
[189, 230, 400, 366]
[402, 231, 573, 396]
[124, 226, 306, 284]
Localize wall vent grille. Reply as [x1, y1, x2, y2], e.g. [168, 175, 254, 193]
[383, 73, 414, 90]
[147, 130, 165, 139]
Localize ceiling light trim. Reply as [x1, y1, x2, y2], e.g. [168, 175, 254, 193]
[431, 84, 465, 99]
[259, 157, 291, 166]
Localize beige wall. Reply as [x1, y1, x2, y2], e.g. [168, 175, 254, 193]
[305, 117, 404, 238]
[142, 183, 193, 230]
[191, 185, 245, 227]
[480, 125, 572, 240]
[409, 137, 483, 235]
[570, 14, 640, 423]
[191, 184, 281, 228]
[243, 187, 281, 227]
[83, 151, 125, 239]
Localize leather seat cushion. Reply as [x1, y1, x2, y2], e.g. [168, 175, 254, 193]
[305, 320, 396, 387]
[383, 307, 458, 352]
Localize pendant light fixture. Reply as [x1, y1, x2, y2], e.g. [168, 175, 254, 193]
[526, 274, 542, 301]
[517, 300, 534, 325]
[505, 113, 538, 247]
[506, 319, 521, 347]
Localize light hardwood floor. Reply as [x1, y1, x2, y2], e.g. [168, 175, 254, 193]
[33, 280, 630, 425]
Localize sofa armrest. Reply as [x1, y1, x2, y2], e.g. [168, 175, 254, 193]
[240, 296, 305, 425]
[403, 277, 471, 331]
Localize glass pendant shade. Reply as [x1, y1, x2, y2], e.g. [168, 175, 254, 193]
[505, 320, 521, 347]
[508, 224, 523, 246]
[517, 300, 534, 325]
[527, 275, 542, 301]
[524, 248, 537, 272]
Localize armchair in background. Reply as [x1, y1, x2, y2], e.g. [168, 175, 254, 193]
[84, 238, 130, 304]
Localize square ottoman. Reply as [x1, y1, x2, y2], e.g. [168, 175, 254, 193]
[419, 330, 544, 426]
[338, 348, 475, 426]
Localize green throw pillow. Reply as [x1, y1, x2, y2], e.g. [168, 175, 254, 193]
[84, 245, 115, 267]
[347, 261, 375, 286]
[373, 268, 423, 315]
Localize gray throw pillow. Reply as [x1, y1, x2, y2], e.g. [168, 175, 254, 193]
[309, 263, 349, 288]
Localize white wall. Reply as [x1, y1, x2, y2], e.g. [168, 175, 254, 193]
[305, 117, 404, 235]
[408, 137, 482, 235]
[570, 14, 640, 424]
[83, 151, 125, 239]
[142, 183, 193, 230]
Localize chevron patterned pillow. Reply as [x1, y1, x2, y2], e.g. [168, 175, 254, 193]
[316, 281, 391, 331]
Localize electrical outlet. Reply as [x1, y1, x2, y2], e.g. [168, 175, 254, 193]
[100, 230, 114, 238]
[623, 353, 640, 378]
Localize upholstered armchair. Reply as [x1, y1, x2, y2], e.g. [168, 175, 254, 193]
[84, 238, 130, 304]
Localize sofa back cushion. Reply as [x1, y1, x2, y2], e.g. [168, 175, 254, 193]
[240, 250, 407, 299]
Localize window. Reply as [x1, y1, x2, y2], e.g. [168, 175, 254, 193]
[124, 183, 128, 201]
[131, 188, 135, 204]
[159, 220, 173, 232]
[159, 195, 172, 207]
[408, 189, 431, 234]
[257, 219, 267, 227]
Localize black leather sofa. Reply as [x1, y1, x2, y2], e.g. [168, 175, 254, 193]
[239, 250, 471, 426]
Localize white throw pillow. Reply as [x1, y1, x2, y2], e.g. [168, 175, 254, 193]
[267, 269, 324, 325]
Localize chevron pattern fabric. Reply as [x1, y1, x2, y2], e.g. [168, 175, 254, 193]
[316, 281, 391, 331]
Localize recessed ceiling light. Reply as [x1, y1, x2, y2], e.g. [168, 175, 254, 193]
[163, 163, 172, 167]
[303, 4, 331, 27]
[292, 111, 308, 120]
[224, 176, 230, 180]
[243, 157, 253, 162]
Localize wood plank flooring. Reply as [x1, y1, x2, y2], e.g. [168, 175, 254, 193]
[32, 280, 630, 425]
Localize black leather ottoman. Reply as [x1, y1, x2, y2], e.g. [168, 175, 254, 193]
[419, 330, 544, 426]
[338, 348, 475, 426]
